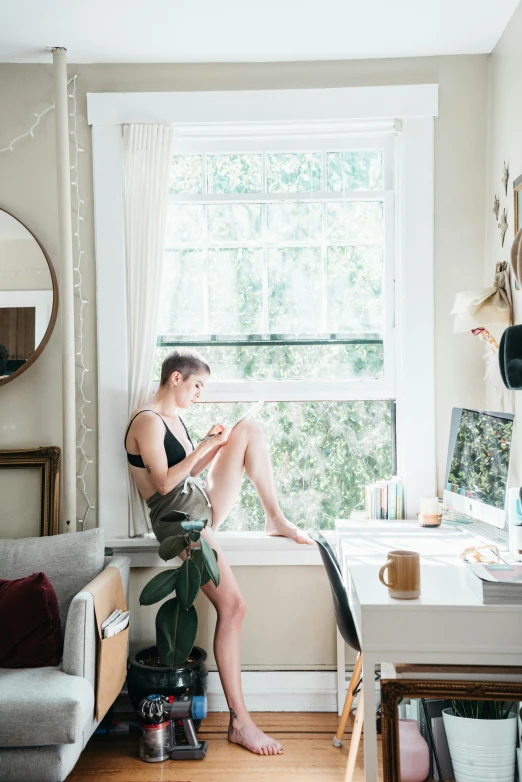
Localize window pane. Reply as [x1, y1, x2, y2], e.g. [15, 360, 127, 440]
[267, 152, 322, 193]
[158, 250, 205, 335]
[208, 204, 262, 243]
[269, 248, 322, 333]
[268, 202, 322, 242]
[328, 247, 383, 333]
[182, 400, 393, 530]
[327, 150, 383, 191]
[154, 343, 383, 382]
[207, 154, 262, 194]
[165, 204, 204, 245]
[327, 201, 383, 243]
[208, 249, 263, 334]
[169, 155, 202, 195]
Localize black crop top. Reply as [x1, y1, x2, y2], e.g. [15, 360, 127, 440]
[124, 410, 193, 469]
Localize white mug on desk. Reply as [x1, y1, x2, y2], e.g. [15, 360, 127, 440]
[379, 550, 421, 599]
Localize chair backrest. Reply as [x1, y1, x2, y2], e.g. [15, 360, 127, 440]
[0, 528, 105, 634]
[309, 530, 361, 653]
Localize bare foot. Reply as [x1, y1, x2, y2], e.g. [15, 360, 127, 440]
[228, 713, 283, 756]
[265, 516, 315, 545]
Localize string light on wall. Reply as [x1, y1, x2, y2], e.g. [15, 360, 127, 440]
[0, 76, 96, 529]
[68, 74, 96, 530]
[0, 105, 56, 154]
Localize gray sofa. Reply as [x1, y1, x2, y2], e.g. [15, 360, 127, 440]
[0, 529, 130, 782]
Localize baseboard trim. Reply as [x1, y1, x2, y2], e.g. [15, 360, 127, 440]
[206, 670, 338, 712]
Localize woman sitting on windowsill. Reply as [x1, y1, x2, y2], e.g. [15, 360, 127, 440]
[124, 348, 313, 756]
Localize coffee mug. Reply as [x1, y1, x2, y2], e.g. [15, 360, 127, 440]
[379, 550, 421, 599]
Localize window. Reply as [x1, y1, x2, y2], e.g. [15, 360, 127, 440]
[90, 86, 438, 542]
[155, 131, 396, 530]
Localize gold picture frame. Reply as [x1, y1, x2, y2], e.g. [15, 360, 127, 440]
[381, 677, 522, 782]
[0, 447, 61, 536]
[514, 173, 522, 235]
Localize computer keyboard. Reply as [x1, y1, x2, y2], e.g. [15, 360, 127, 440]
[455, 518, 509, 547]
[440, 507, 509, 546]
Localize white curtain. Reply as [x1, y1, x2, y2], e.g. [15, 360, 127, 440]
[123, 124, 176, 536]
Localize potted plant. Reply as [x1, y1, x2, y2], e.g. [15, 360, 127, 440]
[127, 510, 220, 725]
[442, 699, 517, 782]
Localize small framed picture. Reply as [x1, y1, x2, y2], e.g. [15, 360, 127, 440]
[514, 173, 522, 234]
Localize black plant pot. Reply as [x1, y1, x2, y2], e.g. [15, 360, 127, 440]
[127, 645, 208, 734]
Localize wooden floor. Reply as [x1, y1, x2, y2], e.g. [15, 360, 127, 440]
[70, 713, 383, 781]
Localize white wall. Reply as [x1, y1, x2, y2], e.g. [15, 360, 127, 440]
[0, 55, 488, 668]
[487, 3, 522, 488]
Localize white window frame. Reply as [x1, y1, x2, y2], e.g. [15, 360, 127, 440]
[88, 85, 438, 564]
[161, 131, 395, 403]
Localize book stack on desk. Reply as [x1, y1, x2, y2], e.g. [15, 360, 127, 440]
[364, 477, 403, 520]
[466, 563, 522, 604]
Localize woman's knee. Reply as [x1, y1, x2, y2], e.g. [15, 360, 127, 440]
[219, 592, 247, 625]
[233, 417, 261, 440]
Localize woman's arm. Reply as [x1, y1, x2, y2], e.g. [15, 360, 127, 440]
[190, 425, 230, 477]
[133, 413, 222, 495]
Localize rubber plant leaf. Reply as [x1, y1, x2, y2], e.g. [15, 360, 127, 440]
[158, 535, 188, 563]
[201, 538, 220, 587]
[156, 597, 198, 668]
[181, 519, 206, 542]
[139, 569, 178, 606]
[176, 558, 201, 610]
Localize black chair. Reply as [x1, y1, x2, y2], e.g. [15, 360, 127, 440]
[309, 530, 365, 778]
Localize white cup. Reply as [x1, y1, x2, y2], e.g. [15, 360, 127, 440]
[419, 497, 439, 515]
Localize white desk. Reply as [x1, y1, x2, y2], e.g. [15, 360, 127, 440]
[335, 519, 522, 782]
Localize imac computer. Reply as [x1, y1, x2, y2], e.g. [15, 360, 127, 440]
[444, 407, 514, 530]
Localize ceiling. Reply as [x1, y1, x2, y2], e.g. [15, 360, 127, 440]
[1, 0, 520, 64]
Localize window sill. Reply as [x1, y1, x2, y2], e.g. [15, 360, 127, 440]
[106, 530, 334, 567]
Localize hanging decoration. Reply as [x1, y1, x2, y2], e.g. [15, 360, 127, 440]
[493, 194, 500, 221]
[498, 208, 509, 247]
[502, 161, 509, 196]
[0, 76, 95, 527]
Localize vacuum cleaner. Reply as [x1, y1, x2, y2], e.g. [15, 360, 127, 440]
[137, 693, 208, 763]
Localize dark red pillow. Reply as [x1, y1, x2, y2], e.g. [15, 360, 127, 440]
[0, 572, 63, 668]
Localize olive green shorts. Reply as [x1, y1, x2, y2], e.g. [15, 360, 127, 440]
[147, 476, 213, 543]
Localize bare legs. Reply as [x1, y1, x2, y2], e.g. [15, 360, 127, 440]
[206, 418, 314, 545]
[199, 419, 314, 754]
[199, 524, 283, 755]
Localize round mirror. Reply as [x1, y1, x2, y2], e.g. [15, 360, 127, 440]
[0, 209, 58, 387]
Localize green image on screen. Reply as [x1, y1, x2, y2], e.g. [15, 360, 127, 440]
[447, 410, 512, 509]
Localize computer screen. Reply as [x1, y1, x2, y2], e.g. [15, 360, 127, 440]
[444, 408, 514, 528]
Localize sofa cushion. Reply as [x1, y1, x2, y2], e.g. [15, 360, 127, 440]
[0, 667, 94, 747]
[0, 572, 62, 668]
[0, 529, 104, 634]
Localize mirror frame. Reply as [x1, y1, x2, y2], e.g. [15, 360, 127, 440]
[0, 207, 59, 388]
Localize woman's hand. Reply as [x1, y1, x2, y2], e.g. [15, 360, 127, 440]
[195, 424, 229, 454]
[206, 424, 230, 448]
[206, 424, 225, 438]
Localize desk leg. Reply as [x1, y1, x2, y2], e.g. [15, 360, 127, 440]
[362, 655, 378, 782]
[336, 628, 346, 716]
